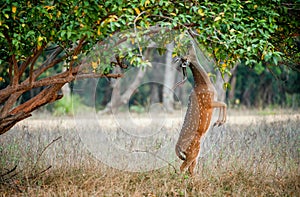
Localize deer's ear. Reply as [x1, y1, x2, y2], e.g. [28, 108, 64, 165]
[172, 56, 181, 64]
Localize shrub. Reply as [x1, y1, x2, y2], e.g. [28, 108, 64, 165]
[53, 95, 84, 116]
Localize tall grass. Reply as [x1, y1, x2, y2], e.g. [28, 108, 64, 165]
[0, 111, 299, 196]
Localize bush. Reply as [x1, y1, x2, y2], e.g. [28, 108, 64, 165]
[53, 95, 84, 116]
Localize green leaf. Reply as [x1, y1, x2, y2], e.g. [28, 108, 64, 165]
[223, 82, 231, 90]
[67, 31, 72, 39]
[254, 61, 265, 75]
[272, 56, 278, 65]
[61, 30, 66, 38]
[214, 16, 221, 22]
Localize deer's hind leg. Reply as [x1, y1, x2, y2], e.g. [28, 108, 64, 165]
[179, 139, 200, 175]
[212, 101, 227, 127]
[188, 159, 197, 175]
[180, 157, 197, 175]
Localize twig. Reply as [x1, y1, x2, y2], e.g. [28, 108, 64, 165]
[0, 165, 21, 184]
[152, 14, 193, 30]
[27, 165, 52, 180]
[1, 137, 60, 192]
[133, 11, 147, 60]
[32, 136, 62, 170]
[0, 165, 17, 178]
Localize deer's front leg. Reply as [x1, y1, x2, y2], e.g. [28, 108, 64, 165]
[212, 101, 227, 127]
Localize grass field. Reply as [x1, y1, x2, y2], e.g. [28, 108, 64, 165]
[0, 109, 299, 196]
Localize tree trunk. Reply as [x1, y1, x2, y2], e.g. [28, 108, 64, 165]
[228, 68, 238, 103]
[228, 74, 237, 101]
[150, 83, 160, 103]
[162, 43, 176, 113]
[99, 48, 155, 114]
[99, 65, 147, 114]
[61, 67, 71, 98]
[215, 64, 238, 102]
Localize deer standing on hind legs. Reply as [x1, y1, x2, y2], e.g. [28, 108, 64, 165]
[175, 46, 227, 176]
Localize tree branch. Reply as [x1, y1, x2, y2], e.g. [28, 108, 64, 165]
[0, 112, 32, 135]
[69, 36, 86, 74]
[3, 31, 12, 79]
[10, 83, 65, 114]
[44, 46, 64, 66]
[29, 45, 47, 84]
[0, 70, 123, 104]
[134, 11, 147, 59]
[8, 63, 13, 86]
[12, 55, 19, 86]
[32, 55, 67, 82]
[34, 72, 123, 86]
[0, 91, 24, 118]
[19, 44, 47, 82]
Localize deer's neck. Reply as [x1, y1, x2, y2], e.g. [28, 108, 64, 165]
[189, 62, 212, 88]
[186, 45, 214, 90]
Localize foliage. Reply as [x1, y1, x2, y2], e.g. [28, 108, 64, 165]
[0, 0, 299, 134]
[232, 61, 300, 108]
[1, 0, 299, 73]
[52, 94, 84, 116]
[129, 105, 145, 113]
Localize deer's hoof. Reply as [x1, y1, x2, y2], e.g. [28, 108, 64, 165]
[213, 121, 225, 127]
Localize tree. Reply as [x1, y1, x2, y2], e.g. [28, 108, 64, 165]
[163, 43, 176, 113]
[99, 65, 147, 114]
[0, 0, 299, 135]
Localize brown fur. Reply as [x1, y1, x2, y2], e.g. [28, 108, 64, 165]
[175, 47, 227, 175]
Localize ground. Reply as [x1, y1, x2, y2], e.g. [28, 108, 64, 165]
[0, 108, 299, 196]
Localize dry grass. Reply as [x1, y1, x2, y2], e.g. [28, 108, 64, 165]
[0, 110, 299, 196]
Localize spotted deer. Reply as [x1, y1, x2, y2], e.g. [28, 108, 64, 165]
[175, 46, 227, 175]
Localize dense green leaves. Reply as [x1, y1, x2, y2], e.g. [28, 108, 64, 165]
[188, 0, 295, 69]
[0, 0, 299, 77]
[0, 0, 299, 135]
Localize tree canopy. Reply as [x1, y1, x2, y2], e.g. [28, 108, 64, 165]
[0, 0, 299, 134]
